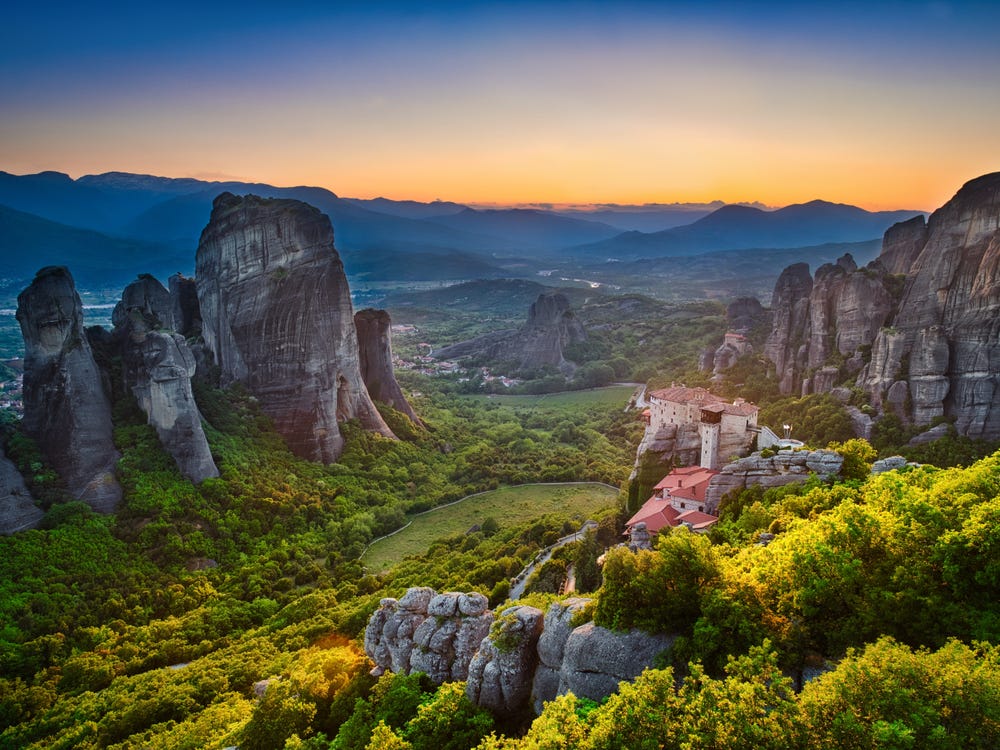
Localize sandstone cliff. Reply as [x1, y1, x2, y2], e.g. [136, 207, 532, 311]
[16, 267, 121, 512]
[433, 292, 586, 377]
[354, 308, 421, 424]
[195, 193, 394, 462]
[116, 276, 219, 484]
[765, 172, 1000, 438]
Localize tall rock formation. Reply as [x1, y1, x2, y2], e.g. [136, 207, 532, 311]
[354, 308, 421, 424]
[763, 263, 813, 394]
[764, 171, 1000, 438]
[16, 267, 121, 512]
[195, 193, 394, 462]
[433, 292, 587, 376]
[116, 276, 219, 484]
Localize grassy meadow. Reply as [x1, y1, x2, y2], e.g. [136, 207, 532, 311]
[362, 482, 619, 571]
[463, 384, 639, 413]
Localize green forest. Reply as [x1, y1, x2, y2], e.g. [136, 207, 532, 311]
[2, 338, 1000, 748]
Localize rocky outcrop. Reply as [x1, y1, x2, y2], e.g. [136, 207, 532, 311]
[195, 193, 394, 462]
[0, 447, 42, 534]
[531, 598, 590, 713]
[467, 605, 544, 718]
[168, 273, 201, 338]
[16, 267, 121, 512]
[366, 588, 677, 718]
[354, 309, 421, 424]
[704, 449, 844, 512]
[864, 173, 1000, 437]
[364, 588, 492, 684]
[766, 173, 1000, 439]
[433, 292, 586, 377]
[633, 422, 703, 469]
[879, 215, 928, 276]
[726, 296, 767, 333]
[558, 622, 674, 703]
[112, 274, 173, 331]
[765, 254, 896, 396]
[763, 263, 813, 394]
[117, 277, 218, 484]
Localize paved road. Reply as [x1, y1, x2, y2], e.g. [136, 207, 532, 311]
[509, 521, 596, 600]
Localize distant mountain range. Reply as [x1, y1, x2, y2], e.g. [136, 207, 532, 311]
[571, 201, 922, 258]
[0, 169, 923, 289]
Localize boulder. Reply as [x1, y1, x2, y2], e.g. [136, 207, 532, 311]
[364, 588, 491, 683]
[557, 622, 674, 702]
[467, 605, 545, 717]
[16, 267, 121, 512]
[195, 193, 394, 462]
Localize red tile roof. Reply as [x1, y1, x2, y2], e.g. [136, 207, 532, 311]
[649, 386, 724, 404]
[675, 510, 719, 531]
[626, 497, 681, 535]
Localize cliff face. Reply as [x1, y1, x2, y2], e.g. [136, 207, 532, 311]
[765, 172, 1000, 438]
[866, 173, 1000, 437]
[433, 292, 587, 376]
[0, 448, 42, 535]
[354, 308, 421, 424]
[195, 193, 394, 462]
[366, 588, 673, 717]
[116, 276, 219, 484]
[16, 267, 121, 512]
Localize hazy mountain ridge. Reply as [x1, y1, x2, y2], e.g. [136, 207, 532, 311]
[572, 199, 923, 258]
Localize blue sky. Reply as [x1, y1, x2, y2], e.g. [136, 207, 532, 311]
[2, 1, 999, 208]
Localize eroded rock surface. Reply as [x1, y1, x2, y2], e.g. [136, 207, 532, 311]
[16, 267, 121, 512]
[364, 588, 492, 684]
[557, 622, 674, 703]
[531, 598, 590, 713]
[195, 193, 394, 462]
[433, 292, 586, 376]
[766, 172, 1000, 438]
[355, 308, 420, 424]
[704, 449, 844, 512]
[117, 276, 218, 483]
[467, 605, 544, 718]
[0, 448, 42, 535]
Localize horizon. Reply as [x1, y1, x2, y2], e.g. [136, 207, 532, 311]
[2, 2, 999, 211]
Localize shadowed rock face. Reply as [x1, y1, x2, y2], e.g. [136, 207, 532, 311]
[117, 276, 219, 484]
[168, 273, 201, 338]
[0, 447, 42, 535]
[354, 308, 421, 424]
[16, 267, 121, 512]
[433, 292, 587, 376]
[195, 193, 394, 462]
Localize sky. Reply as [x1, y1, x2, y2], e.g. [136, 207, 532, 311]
[2, 1, 999, 211]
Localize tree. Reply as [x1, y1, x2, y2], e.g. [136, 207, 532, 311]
[800, 638, 1000, 749]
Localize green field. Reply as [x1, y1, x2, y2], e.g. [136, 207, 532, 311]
[464, 384, 639, 412]
[362, 483, 619, 571]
